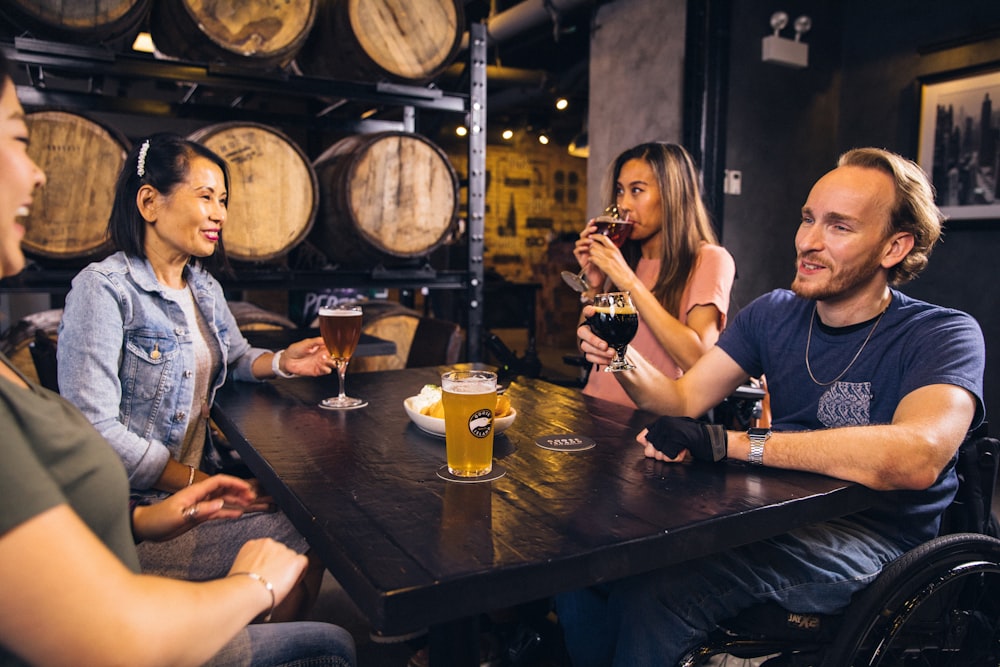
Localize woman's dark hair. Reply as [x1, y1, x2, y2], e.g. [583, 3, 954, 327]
[108, 132, 232, 274]
[0, 50, 11, 85]
[604, 142, 719, 316]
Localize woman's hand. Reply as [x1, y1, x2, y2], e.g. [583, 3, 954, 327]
[227, 538, 309, 612]
[586, 233, 637, 293]
[132, 475, 260, 543]
[573, 219, 607, 291]
[244, 478, 276, 513]
[282, 337, 335, 377]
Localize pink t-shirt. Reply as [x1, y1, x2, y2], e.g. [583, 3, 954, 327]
[582, 243, 736, 408]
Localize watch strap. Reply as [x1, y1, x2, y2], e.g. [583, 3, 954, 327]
[747, 427, 770, 466]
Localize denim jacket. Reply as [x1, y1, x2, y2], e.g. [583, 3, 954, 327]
[58, 252, 266, 489]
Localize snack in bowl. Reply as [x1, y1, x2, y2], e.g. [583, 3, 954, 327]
[404, 384, 515, 437]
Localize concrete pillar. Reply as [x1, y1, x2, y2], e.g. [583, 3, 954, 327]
[587, 0, 687, 216]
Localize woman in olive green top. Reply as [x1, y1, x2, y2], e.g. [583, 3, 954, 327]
[0, 52, 354, 667]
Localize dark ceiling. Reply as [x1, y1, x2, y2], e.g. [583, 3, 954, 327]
[457, 0, 597, 147]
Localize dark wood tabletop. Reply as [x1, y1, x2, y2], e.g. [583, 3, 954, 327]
[211, 367, 875, 664]
[243, 328, 396, 358]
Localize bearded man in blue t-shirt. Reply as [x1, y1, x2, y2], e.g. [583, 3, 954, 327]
[560, 147, 986, 667]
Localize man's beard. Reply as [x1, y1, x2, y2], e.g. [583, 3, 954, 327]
[791, 247, 884, 302]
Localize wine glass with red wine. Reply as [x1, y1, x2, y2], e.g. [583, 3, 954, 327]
[561, 206, 634, 293]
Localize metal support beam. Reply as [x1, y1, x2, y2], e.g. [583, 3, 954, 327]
[466, 22, 487, 363]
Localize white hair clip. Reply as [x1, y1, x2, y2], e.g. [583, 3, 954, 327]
[136, 139, 150, 177]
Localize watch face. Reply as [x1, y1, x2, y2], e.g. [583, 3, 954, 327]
[749, 428, 771, 438]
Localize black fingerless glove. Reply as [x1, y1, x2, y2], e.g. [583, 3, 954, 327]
[644, 416, 728, 463]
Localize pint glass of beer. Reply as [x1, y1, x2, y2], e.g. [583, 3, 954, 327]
[441, 370, 497, 477]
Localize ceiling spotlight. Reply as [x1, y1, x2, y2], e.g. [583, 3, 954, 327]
[555, 97, 569, 111]
[538, 133, 550, 145]
[501, 129, 514, 140]
[568, 131, 588, 158]
[455, 125, 468, 137]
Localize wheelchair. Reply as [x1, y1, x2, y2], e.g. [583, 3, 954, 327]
[680, 426, 1000, 667]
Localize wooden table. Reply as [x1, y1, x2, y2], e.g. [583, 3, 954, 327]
[211, 367, 875, 665]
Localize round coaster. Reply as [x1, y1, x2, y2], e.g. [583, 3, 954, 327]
[535, 434, 597, 452]
[436, 464, 507, 483]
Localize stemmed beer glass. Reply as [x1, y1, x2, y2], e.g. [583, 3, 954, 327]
[318, 304, 367, 409]
[586, 291, 639, 372]
[561, 206, 634, 293]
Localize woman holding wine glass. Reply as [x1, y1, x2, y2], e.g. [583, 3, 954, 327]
[574, 142, 736, 407]
[58, 133, 334, 617]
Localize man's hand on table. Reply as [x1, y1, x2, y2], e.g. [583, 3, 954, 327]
[637, 415, 728, 463]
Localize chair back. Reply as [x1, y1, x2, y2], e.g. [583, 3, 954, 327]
[405, 317, 463, 368]
[29, 328, 60, 393]
[939, 424, 999, 537]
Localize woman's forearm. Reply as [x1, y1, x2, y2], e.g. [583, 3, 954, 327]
[621, 279, 720, 371]
[0, 506, 272, 667]
[154, 458, 204, 493]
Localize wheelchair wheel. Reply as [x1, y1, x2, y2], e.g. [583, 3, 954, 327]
[821, 533, 1000, 666]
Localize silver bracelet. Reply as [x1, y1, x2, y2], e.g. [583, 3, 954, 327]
[271, 349, 296, 379]
[228, 571, 276, 622]
[186, 465, 196, 487]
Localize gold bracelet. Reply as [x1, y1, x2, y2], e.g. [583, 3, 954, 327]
[228, 571, 275, 622]
[187, 465, 196, 487]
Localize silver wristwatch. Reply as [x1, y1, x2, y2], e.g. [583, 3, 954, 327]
[747, 427, 771, 466]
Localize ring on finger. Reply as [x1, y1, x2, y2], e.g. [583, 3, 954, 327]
[183, 504, 199, 523]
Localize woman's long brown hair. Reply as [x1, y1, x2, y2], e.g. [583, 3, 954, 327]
[605, 142, 719, 317]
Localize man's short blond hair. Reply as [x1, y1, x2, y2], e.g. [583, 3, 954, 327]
[837, 148, 944, 285]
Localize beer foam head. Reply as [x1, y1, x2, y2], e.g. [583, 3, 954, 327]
[593, 304, 638, 315]
[319, 307, 361, 316]
[441, 370, 497, 394]
[445, 380, 495, 395]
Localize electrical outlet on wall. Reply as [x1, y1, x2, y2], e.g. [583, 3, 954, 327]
[724, 169, 742, 195]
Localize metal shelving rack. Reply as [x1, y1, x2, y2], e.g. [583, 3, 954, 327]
[0, 22, 488, 361]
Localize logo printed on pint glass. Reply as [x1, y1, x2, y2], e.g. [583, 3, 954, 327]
[468, 409, 493, 438]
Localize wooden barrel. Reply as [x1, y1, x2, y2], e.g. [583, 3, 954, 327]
[310, 132, 458, 267]
[229, 301, 297, 331]
[150, 0, 318, 70]
[188, 123, 318, 263]
[296, 0, 464, 84]
[0, 0, 151, 44]
[0, 309, 62, 386]
[22, 111, 126, 261]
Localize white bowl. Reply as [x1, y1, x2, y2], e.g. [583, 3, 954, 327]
[403, 396, 516, 438]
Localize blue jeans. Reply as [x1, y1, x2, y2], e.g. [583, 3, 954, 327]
[555, 519, 903, 667]
[206, 621, 357, 667]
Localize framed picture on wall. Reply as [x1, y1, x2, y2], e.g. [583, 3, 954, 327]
[918, 64, 1000, 221]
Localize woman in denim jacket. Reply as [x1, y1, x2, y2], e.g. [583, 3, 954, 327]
[58, 133, 333, 618]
